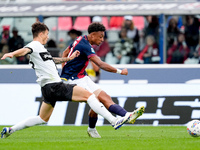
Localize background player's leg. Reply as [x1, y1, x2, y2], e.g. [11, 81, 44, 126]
[87, 109, 101, 138]
[88, 109, 98, 128]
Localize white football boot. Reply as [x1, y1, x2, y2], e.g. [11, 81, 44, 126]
[113, 113, 131, 130]
[1, 127, 14, 139]
[128, 106, 145, 124]
[87, 127, 101, 138]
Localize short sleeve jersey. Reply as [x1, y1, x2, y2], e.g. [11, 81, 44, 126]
[25, 41, 61, 87]
[60, 35, 96, 80]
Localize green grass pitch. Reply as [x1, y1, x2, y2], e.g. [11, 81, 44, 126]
[0, 125, 200, 150]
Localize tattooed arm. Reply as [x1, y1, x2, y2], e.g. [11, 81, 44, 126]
[62, 47, 70, 67]
[53, 57, 71, 64]
[53, 50, 80, 64]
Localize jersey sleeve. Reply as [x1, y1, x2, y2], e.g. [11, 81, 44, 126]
[24, 41, 43, 55]
[84, 45, 96, 59]
[24, 42, 35, 54]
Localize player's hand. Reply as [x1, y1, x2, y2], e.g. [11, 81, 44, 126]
[69, 50, 80, 60]
[1, 53, 13, 60]
[121, 68, 128, 75]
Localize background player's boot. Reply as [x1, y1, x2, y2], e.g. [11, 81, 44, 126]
[87, 127, 101, 138]
[1, 127, 13, 139]
[128, 106, 145, 124]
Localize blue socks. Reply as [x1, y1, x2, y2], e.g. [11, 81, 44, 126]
[89, 117, 98, 128]
[108, 104, 127, 116]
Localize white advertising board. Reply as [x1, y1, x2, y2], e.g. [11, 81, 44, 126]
[1, 83, 200, 126]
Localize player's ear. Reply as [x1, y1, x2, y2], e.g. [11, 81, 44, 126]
[38, 32, 43, 38]
[91, 32, 95, 38]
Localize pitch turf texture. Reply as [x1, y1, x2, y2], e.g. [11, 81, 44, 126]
[0, 126, 200, 150]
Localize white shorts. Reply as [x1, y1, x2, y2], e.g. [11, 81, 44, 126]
[62, 76, 101, 93]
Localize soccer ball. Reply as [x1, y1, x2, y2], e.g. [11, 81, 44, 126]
[187, 120, 200, 137]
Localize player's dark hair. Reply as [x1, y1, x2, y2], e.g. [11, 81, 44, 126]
[32, 22, 49, 38]
[88, 22, 106, 34]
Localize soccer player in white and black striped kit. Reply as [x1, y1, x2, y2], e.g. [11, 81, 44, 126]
[1, 22, 131, 139]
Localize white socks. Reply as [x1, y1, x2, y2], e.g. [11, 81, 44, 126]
[87, 94, 116, 124]
[10, 94, 116, 132]
[11, 116, 46, 132]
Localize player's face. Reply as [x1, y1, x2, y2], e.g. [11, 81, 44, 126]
[41, 30, 49, 45]
[93, 31, 104, 46]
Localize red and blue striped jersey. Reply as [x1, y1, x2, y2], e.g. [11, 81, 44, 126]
[60, 35, 96, 80]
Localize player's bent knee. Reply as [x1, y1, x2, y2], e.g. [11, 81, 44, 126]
[97, 90, 115, 108]
[94, 89, 102, 97]
[98, 90, 113, 102]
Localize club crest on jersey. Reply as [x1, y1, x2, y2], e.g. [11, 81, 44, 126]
[39, 52, 52, 61]
[91, 48, 95, 53]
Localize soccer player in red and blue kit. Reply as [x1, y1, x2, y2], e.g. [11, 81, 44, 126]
[61, 22, 145, 138]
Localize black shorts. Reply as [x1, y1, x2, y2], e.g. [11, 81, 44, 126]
[41, 82, 76, 107]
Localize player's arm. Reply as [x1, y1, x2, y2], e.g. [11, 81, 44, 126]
[62, 47, 70, 57]
[61, 46, 70, 67]
[90, 55, 128, 75]
[53, 50, 80, 64]
[1, 48, 31, 60]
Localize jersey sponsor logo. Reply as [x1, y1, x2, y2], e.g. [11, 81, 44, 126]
[39, 52, 52, 61]
[91, 48, 95, 53]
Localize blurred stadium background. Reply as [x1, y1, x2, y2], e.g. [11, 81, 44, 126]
[0, 0, 199, 62]
[0, 0, 200, 126]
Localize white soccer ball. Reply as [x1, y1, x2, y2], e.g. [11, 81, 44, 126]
[187, 120, 200, 137]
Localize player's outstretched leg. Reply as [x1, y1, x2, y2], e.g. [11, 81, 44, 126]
[1, 127, 14, 139]
[127, 106, 145, 124]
